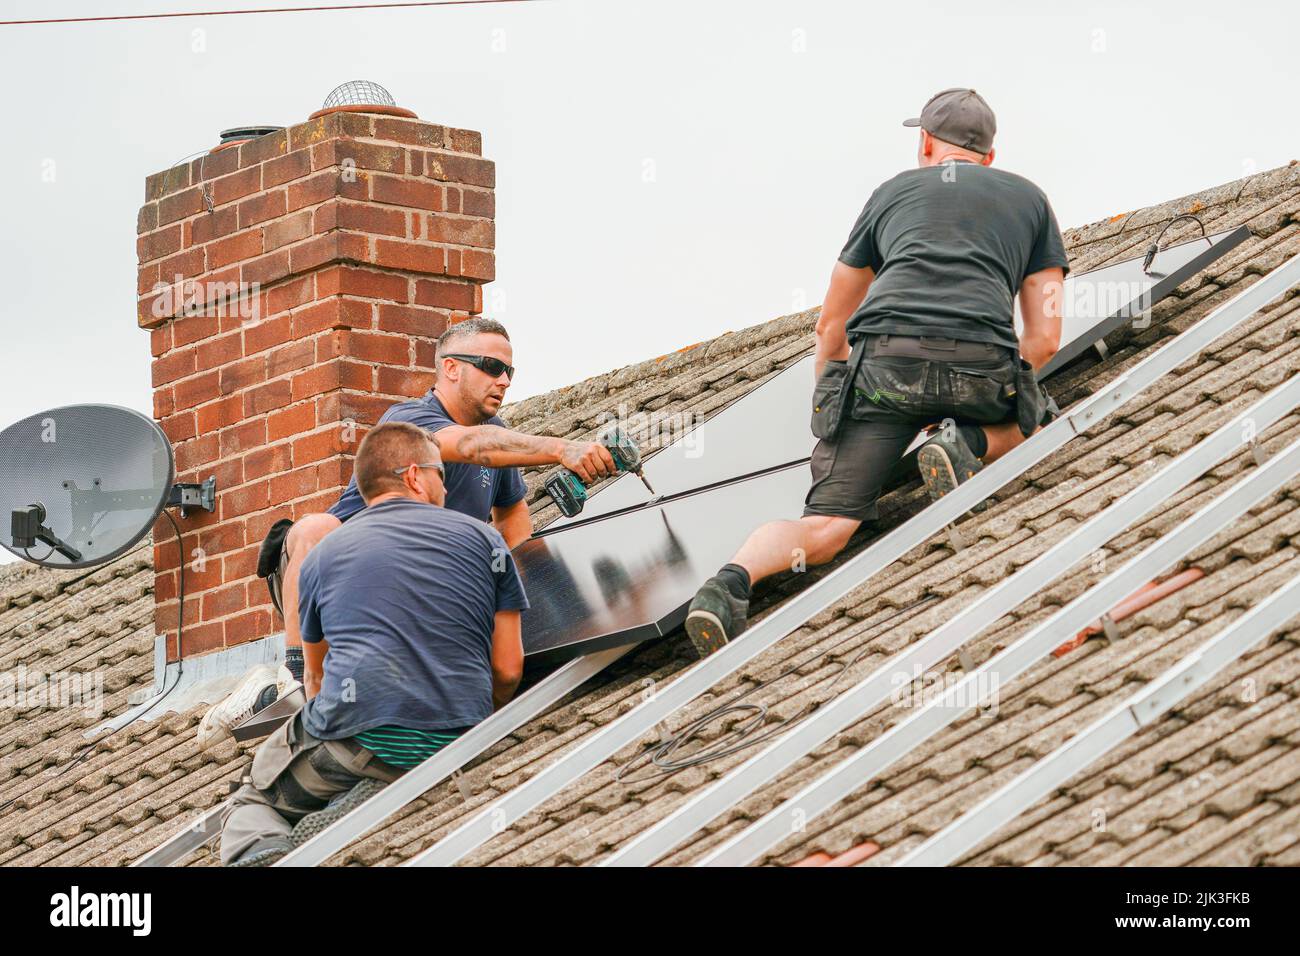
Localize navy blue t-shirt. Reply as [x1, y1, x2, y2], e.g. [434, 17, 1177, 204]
[328, 391, 527, 523]
[298, 497, 529, 740]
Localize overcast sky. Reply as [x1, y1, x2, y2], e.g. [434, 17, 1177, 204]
[1, 1, 1296, 446]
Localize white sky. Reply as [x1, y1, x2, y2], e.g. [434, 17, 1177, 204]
[0, 1, 1295, 456]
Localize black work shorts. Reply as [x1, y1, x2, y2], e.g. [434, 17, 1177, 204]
[803, 335, 1017, 522]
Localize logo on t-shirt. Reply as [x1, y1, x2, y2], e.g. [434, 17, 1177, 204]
[479, 466, 492, 490]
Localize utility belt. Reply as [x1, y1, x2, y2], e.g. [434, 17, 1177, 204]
[810, 334, 1054, 442]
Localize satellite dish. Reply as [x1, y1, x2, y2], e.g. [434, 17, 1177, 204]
[0, 404, 214, 570]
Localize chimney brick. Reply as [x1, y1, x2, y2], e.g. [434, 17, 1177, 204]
[138, 109, 494, 659]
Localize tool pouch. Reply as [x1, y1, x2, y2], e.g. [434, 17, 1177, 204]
[250, 708, 307, 791]
[810, 337, 866, 442]
[1012, 354, 1050, 438]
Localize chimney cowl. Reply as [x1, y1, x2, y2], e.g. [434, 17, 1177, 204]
[210, 125, 285, 153]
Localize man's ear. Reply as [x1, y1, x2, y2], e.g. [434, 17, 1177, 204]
[401, 465, 422, 498]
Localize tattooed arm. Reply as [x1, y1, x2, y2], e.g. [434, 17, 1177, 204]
[433, 424, 617, 483]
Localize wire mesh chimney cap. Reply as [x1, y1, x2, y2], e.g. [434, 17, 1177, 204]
[323, 80, 396, 109]
[311, 80, 417, 120]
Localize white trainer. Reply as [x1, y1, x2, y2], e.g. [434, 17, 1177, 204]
[197, 664, 279, 750]
[275, 663, 299, 698]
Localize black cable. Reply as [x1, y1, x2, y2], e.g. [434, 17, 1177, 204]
[0, 1, 538, 27]
[615, 594, 939, 784]
[22, 545, 56, 563]
[1142, 214, 1209, 276]
[0, 511, 187, 814]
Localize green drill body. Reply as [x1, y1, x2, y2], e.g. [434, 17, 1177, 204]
[544, 425, 655, 517]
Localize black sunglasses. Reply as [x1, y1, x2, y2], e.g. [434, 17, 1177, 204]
[392, 461, 446, 481]
[444, 353, 515, 380]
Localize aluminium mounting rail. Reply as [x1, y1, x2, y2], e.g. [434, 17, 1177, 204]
[131, 803, 227, 867]
[134, 646, 635, 867]
[402, 253, 1300, 868]
[897, 570, 1300, 867]
[600, 371, 1300, 865]
[696, 430, 1300, 866]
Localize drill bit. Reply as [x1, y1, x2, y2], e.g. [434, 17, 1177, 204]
[637, 469, 656, 495]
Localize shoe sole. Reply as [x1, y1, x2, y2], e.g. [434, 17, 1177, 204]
[918, 445, 990, 513]
[290, 778, 387, 845]
[197, 667, 278, 750]
[228, 845, 290, 868]
[685, 609, 729, 659]
[918, 445, 961, 502]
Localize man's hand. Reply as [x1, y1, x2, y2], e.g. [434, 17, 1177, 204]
[815, 261, 875, 377]
[560, 440, 617, 483]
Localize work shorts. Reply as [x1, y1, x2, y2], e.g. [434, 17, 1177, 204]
[804, 334, 1018, 522]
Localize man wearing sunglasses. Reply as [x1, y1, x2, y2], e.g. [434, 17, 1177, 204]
[199, 316, 618, 748]
[220, 421, 528, 866]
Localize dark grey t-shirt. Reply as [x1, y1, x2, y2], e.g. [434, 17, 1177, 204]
[298, 497, 529, 740]
[839, 162, 1070, 350]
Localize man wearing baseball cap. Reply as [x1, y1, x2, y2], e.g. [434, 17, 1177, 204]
[686, 88, 1069, 656]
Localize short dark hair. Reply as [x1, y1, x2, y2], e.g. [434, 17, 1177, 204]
[354, 421, 438, 503]
[435, 316, 510, 370]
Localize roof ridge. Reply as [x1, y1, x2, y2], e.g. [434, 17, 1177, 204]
[1063, 161, 1300, 250]
[501, 308, 818, 422]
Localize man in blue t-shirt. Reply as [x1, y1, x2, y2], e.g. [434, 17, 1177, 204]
[199, 317, 618, 747]
[220, 420, 529, 866]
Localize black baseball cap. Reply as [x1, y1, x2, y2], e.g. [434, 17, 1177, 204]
[903, 88, 997, 154]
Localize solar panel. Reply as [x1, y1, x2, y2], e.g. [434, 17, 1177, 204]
[1039, 226, 1247, 375]
[521, 463, 809, 664]
[545, 355, 818, 528]
[548, 228, 1247, 527]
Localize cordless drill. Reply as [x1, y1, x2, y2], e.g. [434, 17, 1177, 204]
[543, 425, 656, 518]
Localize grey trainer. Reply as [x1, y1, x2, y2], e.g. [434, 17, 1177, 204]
[289, 778, 387, 845]
[685, 577, 750, 658]
[228, 836, 293, 868]
[917, 429, 985, 506]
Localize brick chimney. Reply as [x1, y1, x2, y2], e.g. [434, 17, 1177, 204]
[136, 101, 495, 661]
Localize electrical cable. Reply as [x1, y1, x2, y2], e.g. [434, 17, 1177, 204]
[615, 594, 939, 784]
[22, 545, 56, 563]
[1, 1, 539, 27]
[1142, 214, 1209, 275]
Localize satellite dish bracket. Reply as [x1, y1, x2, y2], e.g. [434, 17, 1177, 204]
[167, 476, 218, 518]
